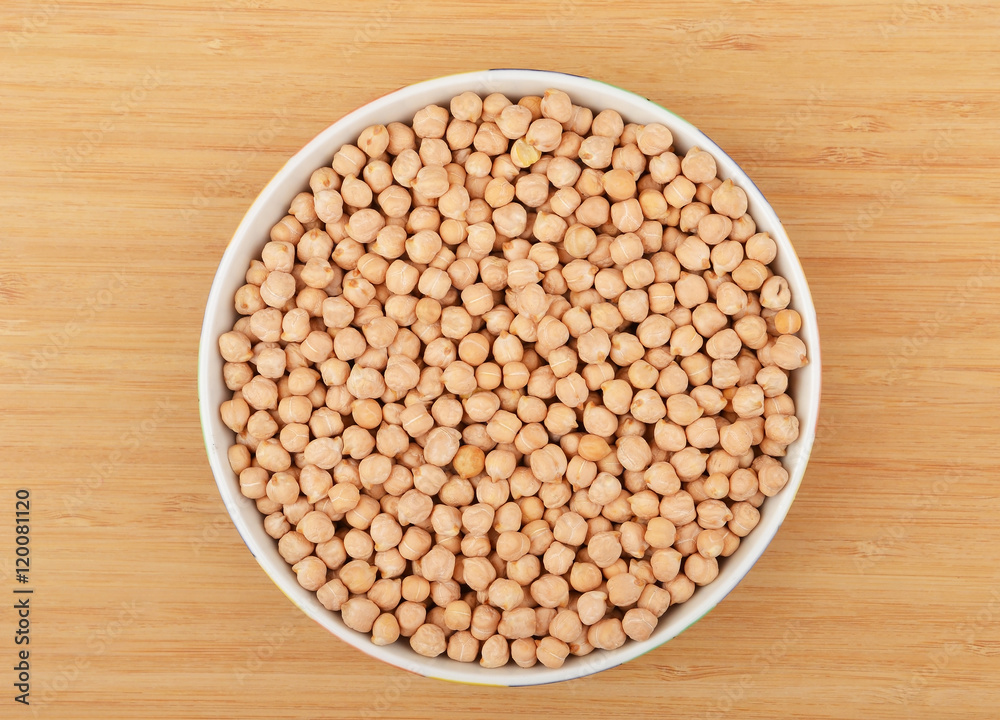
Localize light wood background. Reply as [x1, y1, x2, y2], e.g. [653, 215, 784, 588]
[2, 1, 999, 718]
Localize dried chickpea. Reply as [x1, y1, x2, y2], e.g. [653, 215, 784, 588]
[219, 88, 810, 667]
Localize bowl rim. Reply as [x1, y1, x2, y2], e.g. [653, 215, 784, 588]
[198, 68, 822, 687]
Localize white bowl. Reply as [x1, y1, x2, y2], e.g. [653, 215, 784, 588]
[198, 69, 822, 686]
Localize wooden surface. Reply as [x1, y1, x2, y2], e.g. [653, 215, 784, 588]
[2, 1, 999, 717]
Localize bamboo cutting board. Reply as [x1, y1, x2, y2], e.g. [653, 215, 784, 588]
[2, 1, 999, 718]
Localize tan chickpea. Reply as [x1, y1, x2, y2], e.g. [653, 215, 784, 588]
[255, 431, 293, 470]
[325, 479, 359, 515]
[368, 612, 401, 647]
[729, 260, 768, 295]
[586, 617, 626, 651]
[238, 464, 269, 500]
[338, 597, 380, 634]
[441, 630, 478, 663]
[675, 146, 714, 183]
[477, 477, 511, 509]
[528, 636, 566, 669]
[715, 415, 751, 455]
[478, 634, 509, 668]
[582, 107, 620, 140]
[771, 307, 801, 335]
[229, 438, 256, 475]
[488, 528, 528, 563]
[275, 529, 313, 566]
[524, 442, 564, 483]
[530, 574, 570, 609]
[513, 518, 549, 557]
[312, 577, 349, 613]
[769, 334, 808, 370]
[393, 600, 428, 638]
[585, 470, 620, 506]
[587, 531, 623, 569]
[757, 274, 790, 311]
[572, 133, 612, 170]
[569, 591, 605, 629]
[219, 330, 257, 365]
[615, 608, 657, 645]
[481, 578, 522, 614]
[763, 412, 799, 446]
[708, 178, 746, 219]
[392, 486, 431, 526]
[295, 509, 334, 543]
[496, 606, 535, 641]
[755, 457, 790, 496]
[362, 507, 402, 549]
[439, 600, 471, 632]
[366, 577, 402, 613]
[565, 560, 600, 593]
[606, 571, 645, 608]
[692, 499, 732, 531]
[752, 363, 787, 398]
[335, 558, 376, 595]
[398, 575, 430, 605]
[725, 501, 760, 538]
[679, 552, 717, 587]
[661, 173, 696, 209]
[547, 510, 585, 546]
[221, 395, 253, 434]
[409, 623, 447, 658]
[738, 230, 772, 263]
[344, 493, 380, 529]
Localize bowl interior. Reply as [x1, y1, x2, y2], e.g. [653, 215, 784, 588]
[198, 69, 821, 686]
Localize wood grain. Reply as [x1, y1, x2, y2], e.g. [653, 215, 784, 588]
[2, 0, 999, 717]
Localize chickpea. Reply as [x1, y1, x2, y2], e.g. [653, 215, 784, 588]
[220, 90, 813, 664]
[587, 531, 623, 569]
[410, 623, 447, 658]
[530, 636, 567, 669]
[479, 634, 510, 668]
[370, 613, 401, 647]
[587, 618, 627, 650]
[498, 606, 537, 640]
[341, 597, 381, 634]
[530, 574, 570, 609]
[770, 334, 808, 370]
[607, 572, 645, 607]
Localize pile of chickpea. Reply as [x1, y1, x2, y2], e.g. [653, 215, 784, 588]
[218, 88, 808, 668]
